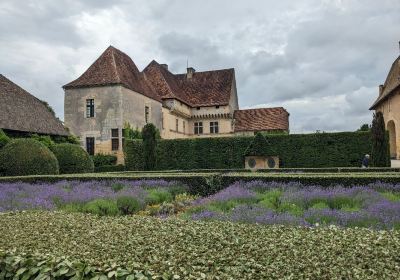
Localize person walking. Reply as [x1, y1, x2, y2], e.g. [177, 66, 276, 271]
[362, 154, 370, 168]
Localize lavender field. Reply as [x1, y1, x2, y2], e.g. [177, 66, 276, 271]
[1, 180, 400, 229]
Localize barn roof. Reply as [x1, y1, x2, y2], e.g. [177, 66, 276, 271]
[0, 74, 68, 136]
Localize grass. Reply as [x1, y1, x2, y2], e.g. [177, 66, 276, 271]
[0, 211, 399, 279]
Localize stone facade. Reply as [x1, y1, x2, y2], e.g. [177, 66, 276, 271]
[64, 85, 162, 163]
[370, 55, 400, 159]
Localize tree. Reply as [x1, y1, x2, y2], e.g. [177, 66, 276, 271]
[357, 123, 371, 132]
[371, 112, 390, 167]
[142, 123, 157, 170]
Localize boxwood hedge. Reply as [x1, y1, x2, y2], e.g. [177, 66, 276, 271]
[125, 131, 375, 170]
[0, 139, 59, 176]
[51, 143, 94, 174]
[0, 212, 399, 279]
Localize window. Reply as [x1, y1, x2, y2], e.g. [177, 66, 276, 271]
[210, 121, 219, 134]
[86, 99, 94, 118]
[183, 121, 186, 133]
[176, 119, 179, 132]
[216, 105, 220, 109]
[145, 106, 150, 123]
[86, 137, 95, 155]
[196, 107, 200, 110]
[111, 129, 119, 151]
[194, 122, 203, 134]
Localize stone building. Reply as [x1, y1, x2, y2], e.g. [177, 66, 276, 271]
[63, 46, 289, 161]
[370, 54, 400, 159]
[0, 74, 67, 137]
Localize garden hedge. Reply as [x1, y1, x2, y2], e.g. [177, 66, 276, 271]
[0, 139, 59, 176]
[125, 132, 375, 170]
[51, 143, 94, 174]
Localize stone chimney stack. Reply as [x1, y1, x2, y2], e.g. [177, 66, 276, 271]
[187, 67, 195, 79]
[379, 84, 384, 96]
[160, 64, 168, 71]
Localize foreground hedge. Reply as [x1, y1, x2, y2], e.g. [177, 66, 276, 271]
[0, 212, 399, 279]
[125, 132, 375, 170]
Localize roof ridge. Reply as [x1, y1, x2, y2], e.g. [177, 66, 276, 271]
[110, 47, 121, 84]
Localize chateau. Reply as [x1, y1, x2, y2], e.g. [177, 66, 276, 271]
[370, 54, 400, 159]
[64, 46, 289, 161]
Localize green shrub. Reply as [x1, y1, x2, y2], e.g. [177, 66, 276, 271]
[111, 183, 125, 192]
[0, 129, 10, 149]
[0, 139, 59, 176]
[371, 112, 390, 167]
[31, 134, 55, 149]
[142, 123, 157, 170]
[51, 143, 94, 174]
[381, 191, 400, 202]
[258, 189, 282, 209]
[116, 196, 142, 215]
[82, 199, 119, 216]
[92, 154, 117, 167]
[125, 131, 375, 170]
[311, 202, 329, 209]
[279, 202, 303, 216]
[145, 189, 173, 205]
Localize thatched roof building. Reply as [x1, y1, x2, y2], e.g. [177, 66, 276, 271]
[0, 74, 68, 136]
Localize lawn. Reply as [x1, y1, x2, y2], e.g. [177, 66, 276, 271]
[1, 211, 400, 279]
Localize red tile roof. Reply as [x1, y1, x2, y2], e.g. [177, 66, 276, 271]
[234, 107, 289, 132]
[63, 46, 161, 101]
[64, 46, 234, 107]
[370, 56, 400, 110]
[143, 60, 234, 107]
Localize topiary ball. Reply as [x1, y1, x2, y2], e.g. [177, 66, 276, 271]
[51, 143, 94, 174]
[0, 138, 59, 176]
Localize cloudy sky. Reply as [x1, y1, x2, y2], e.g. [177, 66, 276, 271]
[1, 0, 399, 133]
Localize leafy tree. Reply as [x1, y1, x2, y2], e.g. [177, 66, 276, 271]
[0, 129, 10, 149]
[142, 123, 157, 170]
[124, 122, 142, 140]
[357, 124, 371, 132]
[371, 112, 390, 167]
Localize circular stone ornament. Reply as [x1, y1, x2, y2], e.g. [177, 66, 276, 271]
[267, 157, 276, 168]
[248, 158, 256, 168]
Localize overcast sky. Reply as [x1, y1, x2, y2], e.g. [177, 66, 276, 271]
[1, 0, 399, 133]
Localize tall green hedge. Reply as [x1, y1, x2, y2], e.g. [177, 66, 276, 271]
[125, 132, 375, 170]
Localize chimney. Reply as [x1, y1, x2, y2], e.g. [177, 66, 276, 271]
[379, 84, 384, 96]
[187, 67, 195, 79]
[160, 64, 168, 71]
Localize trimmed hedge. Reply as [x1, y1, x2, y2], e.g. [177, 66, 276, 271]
[125, 132, 375, 170]
[2, 172, 400, 197]
[0, 129, 10, 149]
[92, 154, 117, 167]
[51, 143, 94, 174]
[94, 164, 125, 173]
[0, 139, 59, 176]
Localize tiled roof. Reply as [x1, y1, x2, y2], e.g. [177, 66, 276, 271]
[63, 46, 161, 102]
[0, 74, 68, 136]
[370, 56, 400, 110]
[143, 60, 234, 107]
[64, 46, 234, 107]
[234, 107, 289, 132]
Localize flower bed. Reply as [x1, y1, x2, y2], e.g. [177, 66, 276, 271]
[188, 181, 400, 229]
[0, 212, 399, 279]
